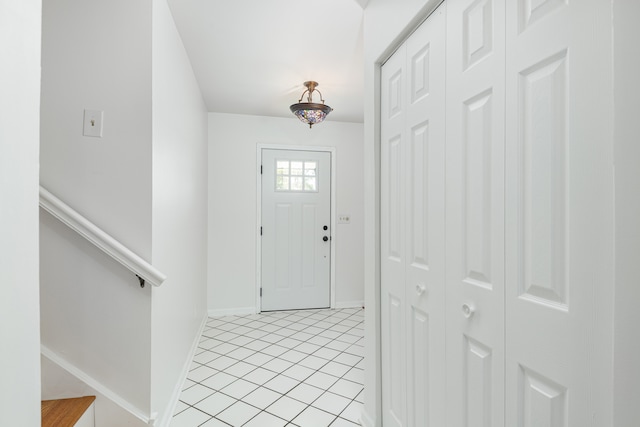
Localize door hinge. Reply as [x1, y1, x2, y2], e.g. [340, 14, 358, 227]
[260, 226, 263, 235]
[260, 288, 262, 297]
[260, 165, 263, 174]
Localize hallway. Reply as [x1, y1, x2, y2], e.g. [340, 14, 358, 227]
[171, 308, 364, 426]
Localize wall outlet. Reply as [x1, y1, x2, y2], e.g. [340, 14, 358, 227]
[83, 109, 103, 137]
[338, 214, 351, 224]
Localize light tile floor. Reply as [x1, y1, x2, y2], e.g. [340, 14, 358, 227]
[171, 308, 364, 427]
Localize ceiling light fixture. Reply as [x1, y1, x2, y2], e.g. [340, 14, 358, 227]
[290, 81, 333, 128]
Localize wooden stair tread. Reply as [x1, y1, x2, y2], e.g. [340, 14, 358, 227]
[41, 396, 96, 427]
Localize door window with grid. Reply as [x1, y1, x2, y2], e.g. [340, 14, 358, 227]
[275, 160, 318, 192]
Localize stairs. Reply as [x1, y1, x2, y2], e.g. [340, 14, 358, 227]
[41, 396, 95, 427]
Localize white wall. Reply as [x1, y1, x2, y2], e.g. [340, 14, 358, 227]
[0, 1, 42, 425]
[151, 0, 209, 425]
[40, 1, 209, 423]
[40, 0, 156, 418]
[208, 113, 364, 314]
[362, 1, 438, 425]
[40, 0, 153, 258]
[613, 0, 640, 424]
[40, 211, 153, 414]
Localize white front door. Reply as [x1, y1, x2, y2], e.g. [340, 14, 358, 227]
[261, 149, 331, 311]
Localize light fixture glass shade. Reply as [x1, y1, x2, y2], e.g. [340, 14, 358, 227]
[290, 102, 332, 127]
[290, 81, 333, 128]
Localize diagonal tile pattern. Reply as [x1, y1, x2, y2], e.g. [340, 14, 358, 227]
[171, 308, 364, 427]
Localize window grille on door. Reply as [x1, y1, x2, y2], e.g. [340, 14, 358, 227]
[275, 159, 318, 192]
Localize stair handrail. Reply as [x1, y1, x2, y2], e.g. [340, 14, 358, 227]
[39, 185, 166, 287]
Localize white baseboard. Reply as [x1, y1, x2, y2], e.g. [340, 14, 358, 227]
[334, 300, 365, 309]
[207, 303, 362, 317]
[154, 314, 208, 427]
[208, 307, 257, 317]
[359, 408, 376, 427]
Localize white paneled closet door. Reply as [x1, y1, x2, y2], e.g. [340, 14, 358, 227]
[381, 1, 611, 426]
[504, 1, 610, 425]
[381, 5, 446, 427]
[445, 0, 506, 426]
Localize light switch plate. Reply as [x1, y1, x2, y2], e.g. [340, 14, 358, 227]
[83, 109, 103, 137]
[338, 214, 351, 224]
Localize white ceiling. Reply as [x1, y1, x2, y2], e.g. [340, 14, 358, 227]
[166, 0, 366, 124]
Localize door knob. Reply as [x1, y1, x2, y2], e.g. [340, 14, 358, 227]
[415, 283, 426, 296]
[323, 236, 329, 242]
[462, 303, 475, 319]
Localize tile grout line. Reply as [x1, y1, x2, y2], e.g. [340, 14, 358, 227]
[195, 311, 364, 385]
[174, 308, 364, 426]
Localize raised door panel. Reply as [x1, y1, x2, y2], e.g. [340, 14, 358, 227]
[301, 204, 319, 288]
[464, 337, 493, 427]
[409, 307, 430, 426]
[519, 366, 568, 427]
[463, 89, 495, 290]
[519, 51, 569, 310]
[381, 43, 407, 427]
[408, 122, 430, 270]
[387, 135, 403, 262]
[463, 0, 493, 70]
[274, 203, 293, 290]
[518, 0, 567, 33]
[446, 0, 506, 426]
[387, 295, 405, 424]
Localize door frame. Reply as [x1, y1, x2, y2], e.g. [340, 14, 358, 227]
[256, 143, 337, 313]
